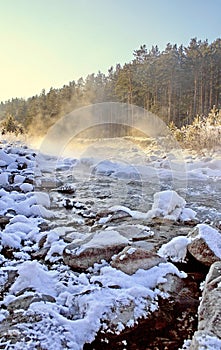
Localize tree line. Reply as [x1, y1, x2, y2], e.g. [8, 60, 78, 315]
[0, 37, 221, 135]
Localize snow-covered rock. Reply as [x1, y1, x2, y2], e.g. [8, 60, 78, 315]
[0, 149, 15, 166]
[110, 190, 197, 222]
[149, 190, 186, 220]
[0, 172, 9, 186]
[158, 236, 191, 263]
[189, 261, 221, 349]
[147, 190, 197, 221]
[20, 182, 33, 193]
[63, 230, 129, 270]
[10, 260, 58, 297]
[188, 224, 221, 266]
[111, 246, 166, 275]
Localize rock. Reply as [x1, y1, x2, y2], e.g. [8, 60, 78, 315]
[190, 261, 221, 349]
[63, 230, 129, 271]
[188, 238, 220, 266]
[90, 272, 199, 350]
[6, 293, 56, 313]
[189, 330, 221, 350]
[96, 209, 131, 225]
[0, 215, 11, 229]
[111, 246, 165, 275]
[111, 224, 154, 241]
[31, 247, 49, 260]
[57, 184, 76, 194]
[187, 224, 221, 266]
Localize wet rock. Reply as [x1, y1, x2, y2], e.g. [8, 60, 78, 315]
[38, 178, 63, 189]
[111, 246, 166, 275]
[57, 184, 76, 194]
[63, 230, 129, 271]
[190, 261, 221, 349]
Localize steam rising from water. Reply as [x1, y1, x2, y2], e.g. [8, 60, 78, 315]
[40, 102, 171, 157]
[37, 102, 187, 208]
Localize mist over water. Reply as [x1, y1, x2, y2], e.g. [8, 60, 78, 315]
[39, 102, 180, 156]
[35, 103, 187, 207]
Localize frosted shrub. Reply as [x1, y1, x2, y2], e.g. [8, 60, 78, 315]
[170, 108, 221, 150]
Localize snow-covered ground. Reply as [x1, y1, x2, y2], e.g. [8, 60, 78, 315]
[0, 137, 221, 349]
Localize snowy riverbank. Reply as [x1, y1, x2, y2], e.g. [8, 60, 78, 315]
[0, 139, 221, 349]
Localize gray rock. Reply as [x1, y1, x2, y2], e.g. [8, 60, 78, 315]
[190, 261, 221, 349]
[63, 230, 129, 271]
[111, 246, 165, 275]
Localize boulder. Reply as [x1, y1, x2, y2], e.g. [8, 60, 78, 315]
[63, 230, 129, 271]
[0, 215, 11, 229]
[111, 246, 165, 275]
[188, 224, 221, 266]
[190, 261, 221, 349]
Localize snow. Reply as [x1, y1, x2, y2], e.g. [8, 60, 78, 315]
[4, 221, 33, 234]
[0, 141, 221, 349]
[110, 190, 196, 222]
[34, 191, 51, 207]
[158, 236, 191, 262]
[31, 204, 55, 218]
[193, 333, 221, 349]
[75, 230, 129, 255]
[7, 261, 186, 350]
[179, 207, 197, 221]
[0, 172, 8, 185]
[149, 190, 186, 220]
[0, 149, 15, 165]
[45, 239, 66, 262]
[14, 174, 25, 184]
[10, 260, 58, 296]
[20, 182, 33, 192]
[195, 224, 221, 258]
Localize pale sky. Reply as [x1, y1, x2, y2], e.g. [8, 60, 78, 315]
[0, 0, 220, 102]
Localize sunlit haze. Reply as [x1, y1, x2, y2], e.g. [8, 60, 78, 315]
[0, 0, 220, 102]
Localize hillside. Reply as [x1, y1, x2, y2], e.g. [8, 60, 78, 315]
[0, 38, 221, 136]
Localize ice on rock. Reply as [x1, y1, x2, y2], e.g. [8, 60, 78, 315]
[75, 230, 129, 255]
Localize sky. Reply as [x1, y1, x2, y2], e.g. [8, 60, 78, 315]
[0, 0, 220, 102]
